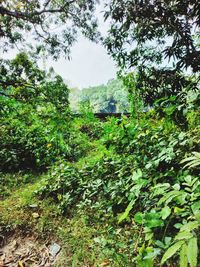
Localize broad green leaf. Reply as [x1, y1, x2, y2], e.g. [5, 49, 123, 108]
[143, 248, 161, 260]
[172, 183, 180, 190]
[174, 207, 185, 214]
[174, 223, 183, 229]
[175, 231, 193, 240]
[144, 227, 153, 241]
[132, 169, 143, 180]
[181, 152, 200, 169]
[155, 240, 165, 249]
[180, 243, 188, 267]
[195, 212, 200, 223]
[180, 221, 199, 232]
[161, 241, 184, 265]
[151, 183, 170, 197]
[187, 237, 198, 267]
[192, 201, 200, 215]
[161, 206, 171, 219]
[158, 190, 183, 206]
[144, 212, 164, 228]
[118, 199, 135, 223]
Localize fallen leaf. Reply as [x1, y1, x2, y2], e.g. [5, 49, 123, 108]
[18, 260, 24, 267]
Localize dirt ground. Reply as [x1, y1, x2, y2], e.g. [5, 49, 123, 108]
[0, 231, 61, 267]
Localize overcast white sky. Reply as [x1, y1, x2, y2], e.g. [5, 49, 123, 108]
[44, 37, 118, 89]
[50, 3, 118, 89]
[2, 36, 118, 89]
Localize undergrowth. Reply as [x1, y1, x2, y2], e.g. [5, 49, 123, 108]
[0, 104, 200, 266]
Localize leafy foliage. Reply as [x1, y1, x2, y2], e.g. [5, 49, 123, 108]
[69, 78, 130, 113]
[181, 152, 200, 169]
[37, 110, 200, 265]
[1, 2, 200, 266]
[104, 0, 200, 109]
[0, 53, 72, 171]
[0, 0, 99, 58]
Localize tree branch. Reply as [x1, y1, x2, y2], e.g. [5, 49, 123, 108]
[0, 0, 76, 19]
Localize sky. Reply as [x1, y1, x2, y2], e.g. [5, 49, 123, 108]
[45, 2, 118, 89]
[2, 35, 118, 89]
[48, 3, 118, 89]
[44, 37, 118, 89]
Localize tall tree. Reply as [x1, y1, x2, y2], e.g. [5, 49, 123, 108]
[0, 52, 69, 113]
[104, 0, 200, 105]
[0, 0, 99, 58]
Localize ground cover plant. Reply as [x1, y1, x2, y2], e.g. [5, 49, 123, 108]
[0, 1, 200, 266]
[1, 85, 199, 265]
[36, 109, 200, 266]
[0, 54, 200, 266]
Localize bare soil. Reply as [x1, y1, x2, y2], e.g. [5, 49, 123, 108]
[0, 231, 61, 267]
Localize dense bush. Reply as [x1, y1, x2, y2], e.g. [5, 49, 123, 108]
[1, 2, 200, 266]
[0, 53, 71, 171]
[0, 98, 71, 171]
[37, 112, 200, 265]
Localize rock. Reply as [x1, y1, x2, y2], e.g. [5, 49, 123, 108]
[49, 243, 61, 257]
[29, 204, 38, 208]
[32, 212, 39, 219]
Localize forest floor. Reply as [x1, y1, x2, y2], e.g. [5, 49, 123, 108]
[0, 232, 61, 267]
[0, 133, 116, 267]
[0, 175, 102, 267]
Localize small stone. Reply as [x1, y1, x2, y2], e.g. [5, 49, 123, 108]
[32, 212, 40, 218]
[29, 204, 38, 208]
[49, 243, 61, 257]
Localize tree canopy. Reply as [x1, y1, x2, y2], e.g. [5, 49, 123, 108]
[104, 0, 200, 72]
[0, 0, 99, 58]
[104, 0, 200, 105]
[0, 52, 69, 113]
[69, 79, 130, 113]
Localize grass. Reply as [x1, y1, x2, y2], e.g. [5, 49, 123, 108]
[0, 165, 137, 266]
[0, 118, 137, 266]
[0, 177, 108, 265]
[74, 139, 114, 169]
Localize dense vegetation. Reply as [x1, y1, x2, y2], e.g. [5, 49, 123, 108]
[69, 79, 130, 113]
[0, 0, 200, 266]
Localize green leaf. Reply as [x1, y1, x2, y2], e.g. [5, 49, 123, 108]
[174, 207, 185, 214]
[187, 237, 198, 267]
[161, 241, 184, 265]
[195, 212, 200, 223]
[151, 183, 170, 197]
[118, 199, 135, 223]
[181, 152, 200, 169]
[132, 169, 143, 180]
[158, 190, 183, 206]
[192, 201, 200, 215]
[144, 212, 164, 228]
[175, 231, 193, 241]
[180, 221, 199, 232]
[180, 243, 188, 267]
[161, 206, 171, 219]
[134, 212, 144, 224]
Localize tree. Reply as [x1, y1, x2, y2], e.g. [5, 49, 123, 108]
[0, 0, 99, 58]
[104, 0, 200, 105]
[0, 52, 45, 93]
[0, 52, 69, 113]
[79, 79, 130, 113]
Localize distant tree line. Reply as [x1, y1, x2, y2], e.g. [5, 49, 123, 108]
[69, 79, 130, 113]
